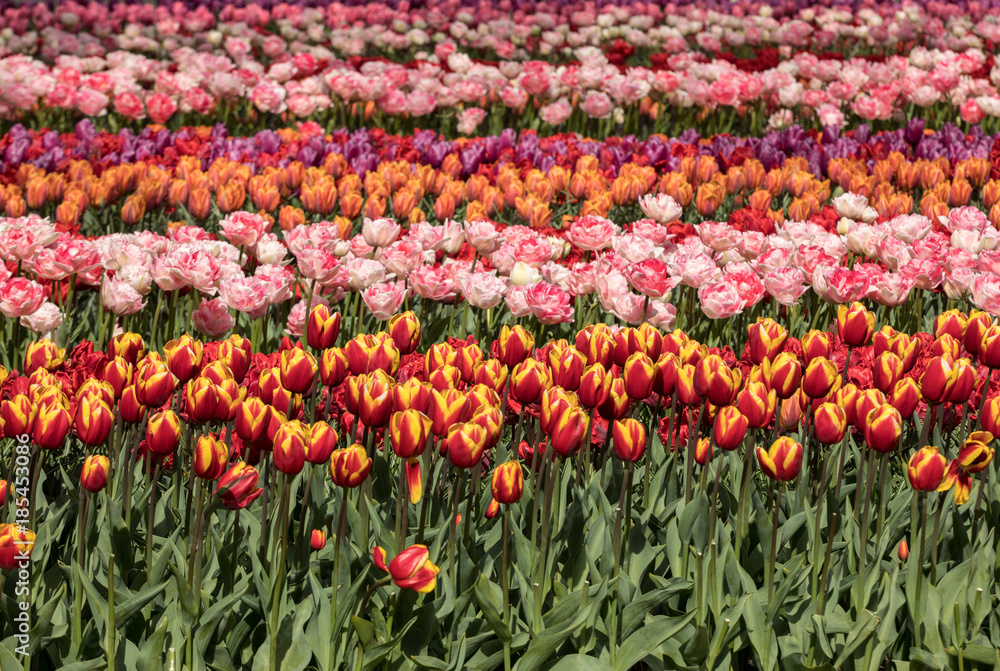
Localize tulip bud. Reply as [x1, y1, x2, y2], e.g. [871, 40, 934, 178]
[510, 359, 551, 406]
[548, 346, 585, 391]
[578, 363, 611, 408]
[756, 437, 803, 481]
[802, 357, 838, 398]
[387, 311, 421, 355]
[598, 378, 631, 421]
[872, 352, 903, 393]
[930, 334, 960, 360]
[737, 381, 777, 429]
[1, 395, 35, 438]
[100, 357, 133, 400]
[163, 334, 204, 383]
[713, 405, 748, 451]
[474, 359, 508, 394]
[547, 405, 588, 457]
[612, 418, 646, 462]
[577, 325, 613, 368]
[75, 396, 114, 446]
[110, 332, 145, 365]
[445, 423, 488, 469]
[908, 446, 947, 491]
[368, 336, 401, 377]
[964, 311, 994, 356]
[813, 402, 847, 444]
[280, 347, 318, 394]
[307, 305, 342, 350]
[897, 539, 909, 561]
[491, 461, 524, 504]
[778, 394, 804, 431]
[23, 339, 66, 376]
[428, 388, 470, 436]
[215, 462, 264, 509]
[456, 346, 485, 385]
[863, 404, 903, 453]
[694, 355, 742, 406]
[185, 377, 219, 424]
[33, 402, 72, 450]
[495, 325, 534, 367]
[272, 421, 307, 475]
[80, 455, 110, 493]
[193, 434, 228, 480]
[470, 406, 503, 449]
[390, 410, 433, 459]
[763, 352, 802, 400]
[747, 318, 788, 364]
[330, 444, 372, 488]
[135, 355, 177, 408]
[311, 529, 327, 551]
[146, 409, 182, 456]
[319, 347, 349, 387]
[359, 373, 393, 428]
[837, 302, 875, 347]
[235, 397, 269, 443]
[948, 358, 976, 403]
[800, 330, 831, 362]
[119, 385, 147, 424]
[934, 309, 967, 341]
[218, 334, 252, 382]
[306, 421, 338, 464]
[694, 437, 713, 465]
[623, 352, 656, 401]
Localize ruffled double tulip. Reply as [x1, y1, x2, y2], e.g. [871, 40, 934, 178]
[372, 544, 439, 593]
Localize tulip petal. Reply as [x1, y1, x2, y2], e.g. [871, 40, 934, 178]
[372, 546, 388, 572]
[406, 459, 423, 504]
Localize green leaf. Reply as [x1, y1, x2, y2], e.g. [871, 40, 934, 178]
[832, 610, 880, 669]
[615, 611, 696, 671]
[513, 603, 593, 671]
[475, 574, 512, 644]
[410, 654, 449, 670]
[549, 655, 616, 671]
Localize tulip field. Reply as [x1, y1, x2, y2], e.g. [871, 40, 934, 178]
[5, 2, 1000, 671]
